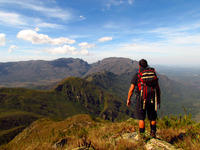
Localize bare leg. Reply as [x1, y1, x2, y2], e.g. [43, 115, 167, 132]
[139, 120, 145, 133]
[139, 120, 145, 129]
[150, 120, 156, 125]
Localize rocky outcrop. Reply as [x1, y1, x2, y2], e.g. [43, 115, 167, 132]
[68, 132, 182, 150]
[146, 138, 181, 150]
[117, 132, 183, 150]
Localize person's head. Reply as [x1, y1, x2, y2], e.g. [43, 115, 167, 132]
[139, 59, 148, 68]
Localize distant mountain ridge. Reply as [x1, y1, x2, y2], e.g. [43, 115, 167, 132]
[0, 58, 90, 87]
[0, 57, 140, 88]
[84, 57, 138, 76]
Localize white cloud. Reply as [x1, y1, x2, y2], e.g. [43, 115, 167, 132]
[45, 45, 89, 55]
[102, 0, 134, 10]
[78, 42, 95, 49]
[0, 0, 72, 21]
[104, 0, 124, 9]
[151, 23, 200, 35]
[104, 22, 122, 29]
[35, 27, 40, 32]
[150, 25, 200, 45]
[8, 45, 19, 53]
[168, 34, 200, 45]
[79, 49, 89, 55]
[0, 11, 25, 26]
[46, 45, 77, 55]
[0, 33, 6, 46]
[0, 11, 63, 29]
[128, 0, 134, 5]
[25, 3, 72, 21]
[36, 22, 63, 28]
[80, 15, 86, 20]
[98, 37, 113, 42]
[78, 42, 94, 55]
[17, 29, 76, 45]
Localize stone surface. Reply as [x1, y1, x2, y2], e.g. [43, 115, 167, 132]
[118, 132, 182, 150]
[146, 138, 179, 150]
[120, 132, 139, 141]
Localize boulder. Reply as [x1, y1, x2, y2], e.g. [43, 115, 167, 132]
[146, 138, 183, 150]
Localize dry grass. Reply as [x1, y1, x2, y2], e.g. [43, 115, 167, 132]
[1, 114, 199, 150]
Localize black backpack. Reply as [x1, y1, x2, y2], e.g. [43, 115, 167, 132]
[137, 68, 159, 110]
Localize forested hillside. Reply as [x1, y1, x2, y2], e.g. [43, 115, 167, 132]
[0, 77, 133, 145]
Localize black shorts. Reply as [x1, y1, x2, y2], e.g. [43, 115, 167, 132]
[134, 96, 157, 121]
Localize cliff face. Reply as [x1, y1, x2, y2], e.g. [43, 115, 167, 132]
[54, 77, 104, 116]
[54, 77, 134, 122]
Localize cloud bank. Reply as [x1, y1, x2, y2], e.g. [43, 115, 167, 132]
[17, 29, 76, 45]
[0, 11, 25, 26]
[78, 42, 95, 49]
[46, 45, 89, 55]
[8, 45, 19, 53]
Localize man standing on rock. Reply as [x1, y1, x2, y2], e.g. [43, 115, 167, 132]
[127, 59, 161, 138]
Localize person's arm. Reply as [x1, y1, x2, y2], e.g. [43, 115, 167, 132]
[127, 84, 135, 107]
[156, 82, 161, 104]
[155, 82, 161, 109]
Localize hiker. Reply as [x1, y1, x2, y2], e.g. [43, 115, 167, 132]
[127, 59, 161, 138]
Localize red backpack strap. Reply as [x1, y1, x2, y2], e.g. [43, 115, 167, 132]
[137, 70, 142, 91]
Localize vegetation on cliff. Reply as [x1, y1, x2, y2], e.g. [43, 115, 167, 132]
[0, 77, 133, 145]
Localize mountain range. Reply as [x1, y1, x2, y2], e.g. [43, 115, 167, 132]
[0, 57, 139, 88]
[0, 57, 199, 117]
[0, 58, 90, 87]
[0, 57, 199, 145]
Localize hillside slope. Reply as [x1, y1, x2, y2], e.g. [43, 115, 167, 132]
[84, 71, 200, 119]
[0, 77, 133, 145]
[2, 114, 199, 150]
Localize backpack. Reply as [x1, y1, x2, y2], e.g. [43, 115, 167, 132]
[137, 67, 159, 110]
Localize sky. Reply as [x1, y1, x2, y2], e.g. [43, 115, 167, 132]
[0, 0, 200, 66]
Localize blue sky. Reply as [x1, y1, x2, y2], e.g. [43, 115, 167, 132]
[0, 0, 200, 66]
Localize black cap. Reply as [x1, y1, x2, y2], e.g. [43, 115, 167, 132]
[139, 59, 148, 68]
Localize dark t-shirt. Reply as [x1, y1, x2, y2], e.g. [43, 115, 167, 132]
[130, 71, 140, 96]
[131, 73, 138, 85]
[130, 68, 146, 85]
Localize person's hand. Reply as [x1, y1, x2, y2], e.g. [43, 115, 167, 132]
[127, 100, 131, 107]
